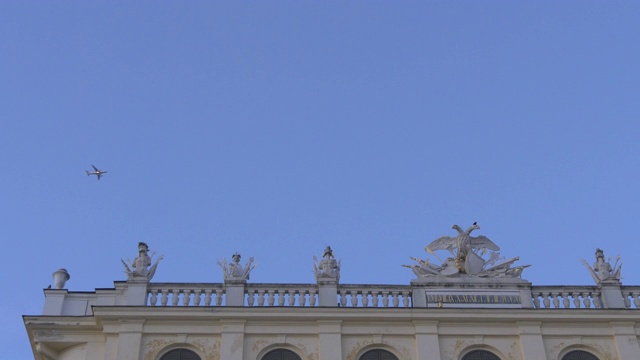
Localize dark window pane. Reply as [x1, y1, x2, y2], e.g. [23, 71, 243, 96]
[462, 350, 501, 360]
[160, 349, 201, 360]
[562, 350, 599, 360]
[262, 349, 302, 360]
[359, 349, 399, 360]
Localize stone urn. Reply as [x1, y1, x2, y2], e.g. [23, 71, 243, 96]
[52, 268, 70, 289]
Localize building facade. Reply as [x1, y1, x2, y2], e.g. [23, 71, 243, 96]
[24, 226, 640, 360]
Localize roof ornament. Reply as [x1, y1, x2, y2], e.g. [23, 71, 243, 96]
[581, 248, 622, 285]
[218, 253, 255, 282]
[404, 223, 530, 278]
[52, 268, 70, 289]
[121, 242, 163, 281]
[313, 246, 341, 282]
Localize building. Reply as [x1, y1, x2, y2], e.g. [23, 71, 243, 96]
[24, 225, 640, 360]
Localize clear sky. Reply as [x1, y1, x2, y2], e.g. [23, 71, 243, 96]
[2, 2, 640, 358]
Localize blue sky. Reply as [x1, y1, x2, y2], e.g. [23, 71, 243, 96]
[2, 2, 640, 357]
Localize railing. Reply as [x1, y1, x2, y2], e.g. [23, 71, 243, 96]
[531, 286, 601, 309]
[144, 283, 637, 310]
[146, 283, 412, 307]
[622, 286, 640, 309]
[338, 285, 412, 307]
[245, 284, 318, 307]
[147, 283, 226, 306]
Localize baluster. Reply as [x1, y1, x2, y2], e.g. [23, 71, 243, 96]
[277, 291, 285, 306]
[351, 292, 359, 307]
[182, 290, 191, 306]
[392, 292, 399, 307]
[265, 290, 271, 306]
[624, 293, 631, 309]
[592, 292, 601, 308]
[309, 291, 316, 307]
[572, 293, 581, 308]
[192, 290, 201, 306]
[562, 293, 570, 308]
[403, 291, 411, 307]
[551, 292, 560, 308]
[542, 292, 551, 308]
[288, 291, 296, 306]
[161, 289, 169, 306]
[339, 291, 347, 307]
[362, 291, 370, 307]
[382, 292, 390, 307]
[303, 291, 310, 306]
[634, 292, 640, 308]
[371, 291, 379, 307]
[204, 290, 212, 306]
[257, 290, 266, 306]
[149, 290, 158, 306]
[267, 290, 275, 306]
[532, 293, 540, 308]
[215, 290, 223, 306]
[580, 292, 591, 308]
[169, 289, 178, 306]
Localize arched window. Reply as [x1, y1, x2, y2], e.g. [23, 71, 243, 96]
[262, 349, 302, 360]
[160, 348, 201, 360]
[359, 349, 399, 360]
[462, 350, 501, 360]
[562, 350, 599, 360]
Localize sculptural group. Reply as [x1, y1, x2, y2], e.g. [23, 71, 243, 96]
[404, 223, 530, 278]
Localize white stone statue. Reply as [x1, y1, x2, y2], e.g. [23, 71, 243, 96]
[121, 242, 163, 281]
[313, 246, 341, 282]
[581, 248, 622, 285]
[218, 253, 255, 281]
[404, 223, 530, 278]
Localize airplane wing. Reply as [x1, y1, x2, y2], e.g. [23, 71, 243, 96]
[425, 235, 458, 252]
[468, 235, 500, 251]
[92, 165, 99, 171]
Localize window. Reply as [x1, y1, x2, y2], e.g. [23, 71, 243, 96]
[462, 350, 501, 360]
[359, 349, 399, 360]
[159, 348, 201, 360]
[562, 350, 599, 360]
[262, 349, 302, 360]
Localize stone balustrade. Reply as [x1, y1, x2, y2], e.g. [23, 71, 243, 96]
[338, 285, 412, 307]
[147, 283, 226, 307]
[531, 286, 601, 309]
[145, 283, 412, 307]
[41, 282, 640, 315]
[245, 284, 318, 306]
[622, 286, 640, 309]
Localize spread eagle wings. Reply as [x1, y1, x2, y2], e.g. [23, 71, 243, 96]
[425, 235, 459, 253]
[468, 235, 500, 251]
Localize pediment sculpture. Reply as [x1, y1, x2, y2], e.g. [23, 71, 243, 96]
[313, 246, 341, 282]
[218, 253, 255, 281]
[121, 242, 163, 281]
[581, 248, 622, 285]
[404, 223, 530, 278]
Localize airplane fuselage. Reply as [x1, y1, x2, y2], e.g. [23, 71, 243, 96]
[86, 168, 107, 180]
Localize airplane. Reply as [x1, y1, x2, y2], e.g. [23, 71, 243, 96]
[86, 165, 107, 180]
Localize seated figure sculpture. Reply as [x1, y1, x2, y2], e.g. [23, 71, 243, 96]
[581, 248, 622, 284]
[313, 246, 341, 282]
[121, 242, 163, 281]
[218, 253, 255, 281]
